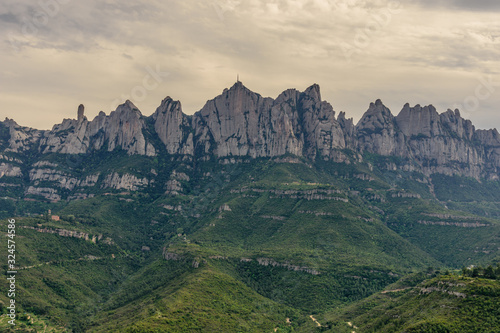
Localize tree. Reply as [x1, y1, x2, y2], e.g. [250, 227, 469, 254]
[484, 265, 495, 279]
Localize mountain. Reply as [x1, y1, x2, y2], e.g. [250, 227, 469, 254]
[2, 82, 500, 203]
[315, 270, 500, 333]
[1, 82, 499, 332]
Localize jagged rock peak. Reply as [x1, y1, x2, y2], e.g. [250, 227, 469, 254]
[337, 111, 348, 121]
[152, 95, 193, 155]
[362, 99, 393, 121]
[115, 100, 142, 116]
[303, 84, 321, 101]
[152, 97, 184, 120]
[77, 104, 85, 122]
[395, 103, 441, 137]
[222, 80, 256, 96]
[3, 118, 19, 127]
[160, 96, 174, 104]
[358, 99, 394, 128]
[356, 100, 403, 156]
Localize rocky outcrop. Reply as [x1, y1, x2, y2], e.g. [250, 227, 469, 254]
[79, 174, 100, 187]
[391, 105, 482, 177]
[77, 104, 85, 122]
[41, 117, 88, 154]
[0, 163, 22, 178]
[193, 81, 302, 157]
[152, 97, 194, 155]
[417, 221, 489, 228]
[22, 226, 106, 243]
[256, 257, 320, 275]
[101, 172, 149, 191]
[298, 84, 349, 159]
[104, 101, 156, 156]
[356, 99, 406, 156]
[191, 82, 356, 159]
[474, 129, 500, 180]
[27, 160, 100, 192]
[3, 118, 44, 153]
[29, 167, 80, 190]
[40, 101, 156, 156]
[165, 179, 182, 196]
[25, 186, 61, 202]
[395, 104, 443, 138]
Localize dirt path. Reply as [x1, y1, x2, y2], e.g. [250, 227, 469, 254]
[381, 287, 412, 294]
[309, 315, 321, 327]
[20, 256, 104, 270]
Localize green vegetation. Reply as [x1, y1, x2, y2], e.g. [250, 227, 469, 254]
[316, 272, 500, 333]
[1, 154, 500, 331]
[92, 262, 298, 333]
[462, 264, 500, 280]
[432, 174, 500, 202]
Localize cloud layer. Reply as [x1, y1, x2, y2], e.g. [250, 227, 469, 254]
[1, 0, 499, 130]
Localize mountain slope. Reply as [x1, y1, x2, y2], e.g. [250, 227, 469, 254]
[315, 272, 500, 333]
[1, 82, 500, 332]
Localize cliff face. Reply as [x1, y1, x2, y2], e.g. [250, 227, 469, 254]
[192, 82, 352, 160]
[152, 97, 193, 155]
[393, 105, 482, 178]
[1, 81, 500, 202]
[356, 99, 406, 157]
[192, 82, 302, 158]
[40, 100, 156, 156]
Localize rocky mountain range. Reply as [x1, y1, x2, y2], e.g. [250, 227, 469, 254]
[2, 81, 500, 202]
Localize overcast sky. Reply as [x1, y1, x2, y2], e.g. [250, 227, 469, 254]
[1, 0, 499, 130]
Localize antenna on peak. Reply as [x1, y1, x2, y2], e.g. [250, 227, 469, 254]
[237, 74, 240, 83]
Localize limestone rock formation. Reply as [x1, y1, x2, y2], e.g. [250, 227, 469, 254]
[394, 105, 482, 177]
[474, 128, 500, 179]
[78, 104, 85, 122]
[356, 99, 406, 156]
[192, 81, 302, 157]
[2, 80, 500, 202]
[2, 118, 44, 153]
[152, 97, 194, 155]
[192, 82, 350, 159]
[40, 100, 156, 156]
[0, 163, 22, 178]
[298, 84, 349, 159]
[105, 101, 156, 156]
[101, 172, 149, 191]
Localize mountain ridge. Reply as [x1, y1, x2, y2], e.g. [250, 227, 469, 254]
[2, 82, 500, 202]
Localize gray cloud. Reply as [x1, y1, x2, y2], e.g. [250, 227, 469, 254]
[413, 0, 500, 10]
[0, 12, 20, 24]
[0, 0, 499, 130]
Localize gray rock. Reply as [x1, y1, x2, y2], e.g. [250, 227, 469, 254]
[356, 99, 406, 156]
[152, 97, 193, 155]
[0, 163, 22, 178]
[101, 172, 149, 191]
[40, 100, 156, 156]
[78, 104, 85, 122]
[3, 82, 500, 183]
